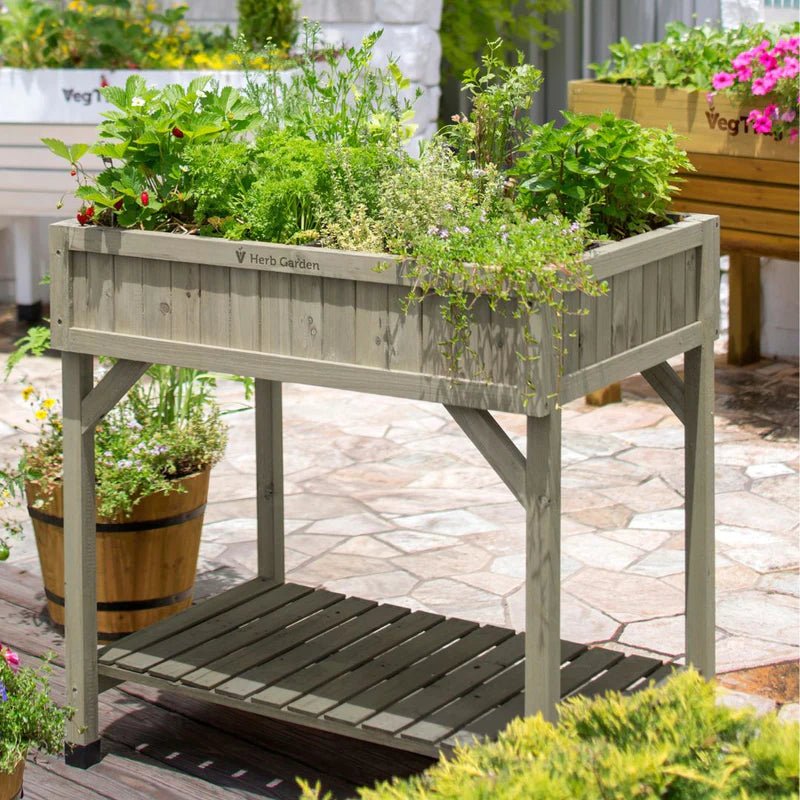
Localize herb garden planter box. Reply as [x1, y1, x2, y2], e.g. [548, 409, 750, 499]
[49, 213, 719, 765]
[569, 79, 799, 365]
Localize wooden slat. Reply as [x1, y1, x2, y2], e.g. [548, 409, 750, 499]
[284, 618, 477, 718]
[656, 256, 673, 337]
[217, 603, 411, 700]
[321, 278, 356, 363]
[577, 654, 663, 698]
[387, 285, 421, 372]
[141, 258, 172, 340]
[99, 578, 277, 665]
[719, 228, 798, 260]
[688, 152, 799, 186]
[355, 282, 389, 369]
[291, 275, 323, 359]
[113, 256, 143, 336]
[685, 248, 698, 324]
[678, 175, 799, 211]
[199, 265, 230, 347]
[359, 633, 526, 735]
[641, 362, 686, 424]
[261, 271, 291, 355]
[173, 590, 348, 687]
[229, 268, 260, 351]
[249, 611, 443, 710]
[419, 293, 449, 377]
[170, 262, 200, 343]
[611, 272, 628, 355]
[81, 359, 149, 433]
[641, 260, 659, 344]
[327, 625, 514, 727]
[562, 290, 581, 374]
[626, 266, 643, 350]
[117, 583, 311, 674]
[578, 292, 597, 368]
[400, 661, 525, 744]
[671, 198, 798, 238]
[560, 648, 624, 696]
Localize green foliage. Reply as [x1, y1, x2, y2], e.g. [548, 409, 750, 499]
[43, 75, 261, 230]
[514, 111, 694, 239]
[444, 40, 543, 169]
[300, 671, 800, 800]
[239, 21, 420, 147]
[0, 361, 229, 553]
[0, 0, 258, 70]
[440, 0, 569, 83]
[591, 20, 800, 91]
[237, 0, 297, 50]
[0, 649, 71, 773]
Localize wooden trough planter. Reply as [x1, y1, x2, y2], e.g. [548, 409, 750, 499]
[49, 213, 718, 765]
[569, 79, 799, 366]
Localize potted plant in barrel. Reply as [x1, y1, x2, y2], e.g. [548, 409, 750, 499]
[0, 364, 228, 641]
[0, 643, 71, 799]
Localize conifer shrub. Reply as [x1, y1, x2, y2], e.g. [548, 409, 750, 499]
[300, 671, 799, 800]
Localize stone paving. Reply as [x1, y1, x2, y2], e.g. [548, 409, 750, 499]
[1, 343, 798, 720]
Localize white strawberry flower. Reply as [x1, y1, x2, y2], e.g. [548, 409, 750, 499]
[131, 96, 145, 107]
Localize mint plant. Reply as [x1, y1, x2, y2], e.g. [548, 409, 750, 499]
[513, 111, 694, 239]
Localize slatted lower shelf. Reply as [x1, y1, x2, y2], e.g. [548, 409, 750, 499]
[98, 578, 673, 756]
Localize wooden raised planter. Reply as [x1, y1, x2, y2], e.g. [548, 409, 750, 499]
[569, 80, 800, 365]
[49, 214, 718, 765]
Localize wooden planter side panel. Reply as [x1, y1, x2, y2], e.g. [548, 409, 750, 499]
[53, 215, 716, 415]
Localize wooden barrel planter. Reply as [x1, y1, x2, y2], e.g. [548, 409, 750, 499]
[0, 759, 24, 800]
[26, 468, 209, 641]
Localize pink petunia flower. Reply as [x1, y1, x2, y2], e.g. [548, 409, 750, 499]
[781, 109, 797, 123]
[748, 109, 762, 123]
[789, 128, 798, 143]
[2, 647, 20, 674]
[781, 57, 799, 79]
[759, 51, 778, 71]
[732, 50, 755, 69]
[763, 103, 779, 118]
[735, 66, 752, 82]
[752, 76, 776, 95]
[706, 91, 716, 105]
[752, 114, 773, 134]
[712, 72, 735, 90]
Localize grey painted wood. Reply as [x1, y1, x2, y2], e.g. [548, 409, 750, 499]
[322, 279, 356, 363]
[99, 577, 277, 665]
[559, 322, 705, 404]
[141, 258, 172, 340]
[113, 256, 143, 336]
[261, 271, 292, 355]
[657, 256, 674, 337]
[291, 275, 323, 359]
[255, 380, 285, 582]
[641, 362, 686, 424]
[355, 282, 389, 369]
[641, 260, 659, 343]
[62, 351, 98, 747]
[216, 603, 411, 701]
[81, 359, 149, 433]
[626, 265, 644, 349]
[177, 590, 346, 688]
[120, 584, 311, 675]
[229, 269, 260, 351]
[444, 406, 525, 505]
[326, 625, 514, 727]
[285, 618, 477, 718]
[611, 272, 629, 355]
[359, 632, 524, 735]
[199, 265, 231, 347]
[170, 262, 200, 343]
[48, 225, 71, 349]
[684, 217, 718, 678]
[525, 411, 561, 722]
[249, 610, 443, 710]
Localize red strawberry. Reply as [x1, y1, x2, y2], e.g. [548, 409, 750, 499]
[114, 198, 124, 211]
[140, 191, 149, 206]
[70, 169, 77, 177]
[76, 212, 88, 226]
[100, 75, 109, 88]
[172, 127, 184, 138]
[86, 206, 95, 219]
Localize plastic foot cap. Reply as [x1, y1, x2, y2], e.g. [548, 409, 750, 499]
[16, 301, 42, 323]
[65, 739, 102, 768]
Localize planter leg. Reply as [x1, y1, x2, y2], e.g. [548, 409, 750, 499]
[524, 410, 561, 722]
[255, 379, 284, 583]
[727, 253, 760, 366]
[62, 352, 101, 767]
[684, 341, 715, 677]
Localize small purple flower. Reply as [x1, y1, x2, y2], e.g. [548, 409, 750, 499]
[501, 232, 509, 243]
[0, 680, 7, 702]
[127, 420, 142, 430]
[427, 225, 439, 236]
[454, 226, 471, 235]
[103, 450, 113, 458]
[569, 222, 581, 232]
[529, 217, 540, 224]
[479, 210, 488, 223]
[471, 168, 486, 179]
[443, 203, 454, 212]
[438, 228, 450, 239]
[116, 459, 133, 469]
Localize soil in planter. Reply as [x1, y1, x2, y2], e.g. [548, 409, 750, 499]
[26, 469, 209, 641]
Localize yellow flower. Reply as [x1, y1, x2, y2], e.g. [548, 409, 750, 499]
[2, 490, 9, 498]
[42, 398, 56, 409]
[0, 500, 4, 509]
[35, 409, 48, 421]
[22, 386, 34, 401]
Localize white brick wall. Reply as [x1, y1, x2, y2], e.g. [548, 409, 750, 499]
[184, 0, 443, 144]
